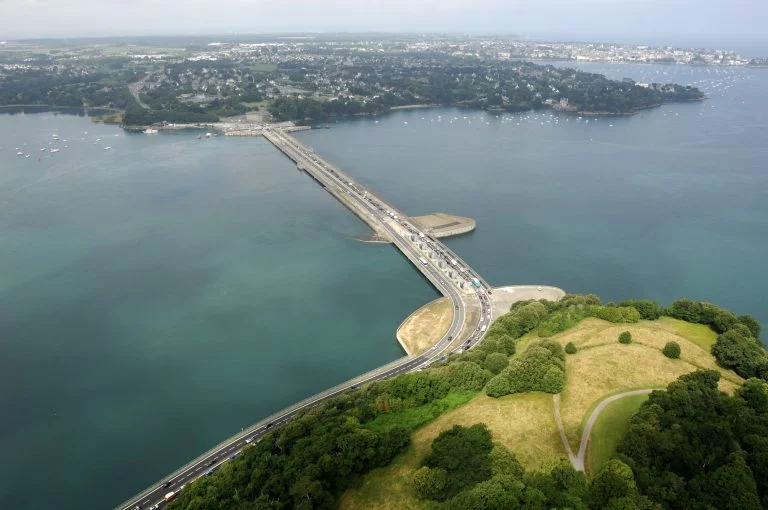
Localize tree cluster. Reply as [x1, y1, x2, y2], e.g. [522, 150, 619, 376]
[168, 371, 454, 510]
[712, 327, 768, 380]
[0, 67, 142, 108]
[667, 298, 761, 337]
[485, 340, 566, 397]
[268, 96, 391, 122]
[413, 423, 651, 509]
[616, 370, 768, 509]
[666, 298, 766, 381]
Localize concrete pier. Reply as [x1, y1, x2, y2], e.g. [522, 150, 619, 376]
[410, 213, 476, 238]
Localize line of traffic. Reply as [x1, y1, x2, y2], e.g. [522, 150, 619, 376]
[117, 129, 491, 510]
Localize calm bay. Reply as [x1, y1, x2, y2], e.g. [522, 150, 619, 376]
[0, 62, 766, 509]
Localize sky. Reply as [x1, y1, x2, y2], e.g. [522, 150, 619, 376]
[1, 0, 766, 51]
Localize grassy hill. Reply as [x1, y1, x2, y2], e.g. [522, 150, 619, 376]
[168, 295, 766, 510]
[340, 314, 745, 509]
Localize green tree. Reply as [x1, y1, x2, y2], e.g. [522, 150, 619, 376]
[446, 361, 491, 391]
[618, 299, 663, 320]
[496, 334, 517, 356]
[738, 314, 763, 338]
[484, 352, 509, 375]
[662, 341, 681, 359]
[712, 328, 767, 379]
[412, 466, 448, 500]
[422, 424, 494, 499]
[565, 342, 577, 354]
[589, 459, 637, 508]
[713, 310, 739, 333]
[489, 445, 524, 479]
[688, 452, 762, 510]
[619, 331, 632, 344]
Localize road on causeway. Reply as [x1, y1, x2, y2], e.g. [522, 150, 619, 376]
[117, 128, 514, 510]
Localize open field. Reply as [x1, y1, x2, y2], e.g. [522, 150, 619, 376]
[586, 393, 649, 475]
[340, 392, 561, 510]
[396, 298, 453, 355]
[551, 318, 742, 450]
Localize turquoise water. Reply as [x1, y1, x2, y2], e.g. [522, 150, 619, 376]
[298, 63, 768, 330]
[1, 63, 766, 510]
[0, 112, 437, 509]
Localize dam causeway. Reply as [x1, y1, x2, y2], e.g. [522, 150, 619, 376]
[116, 126, 564, 510]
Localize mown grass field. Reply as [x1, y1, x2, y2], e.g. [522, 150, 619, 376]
[586, 393, 649, 475]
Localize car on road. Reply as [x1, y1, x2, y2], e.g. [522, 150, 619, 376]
[245, 437, 254, 444]
[266, 422, 273, 429]
[205, 458, 216, 467]
[162, 480, 172, 488]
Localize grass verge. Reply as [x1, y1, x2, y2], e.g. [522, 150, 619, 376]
[586, 393, 649, 475]
[365, 391, 476, 433]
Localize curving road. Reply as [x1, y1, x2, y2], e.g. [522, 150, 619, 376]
[554, 389, 659, 472]
[116, 130, 495, 510]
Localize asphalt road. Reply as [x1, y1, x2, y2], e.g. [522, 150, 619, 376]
[117, 129, 492, 510]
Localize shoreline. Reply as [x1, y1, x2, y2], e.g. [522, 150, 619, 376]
[1, 95, 705, 128]
[389, 104, 439, 110]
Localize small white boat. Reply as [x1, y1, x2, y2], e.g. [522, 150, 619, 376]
[143, 128, 158, 134]
[40, 147, 47, 151]
[205, 132, 212, 138]
[16, 151, 24, 156]
[25, 154, 30, 158]
[51, 148, 60, 153]
[103, 146, 112, 150]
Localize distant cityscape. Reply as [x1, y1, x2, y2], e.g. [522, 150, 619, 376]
[191, 37, 765, 67]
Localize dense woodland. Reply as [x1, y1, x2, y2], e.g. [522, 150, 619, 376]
[167, 295, 767, 509]
[617, 370, 768, 509]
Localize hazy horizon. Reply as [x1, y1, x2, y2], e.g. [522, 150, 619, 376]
[1, 0, 766, 54]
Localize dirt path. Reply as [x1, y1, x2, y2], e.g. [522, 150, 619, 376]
[553, 389, 659, 471]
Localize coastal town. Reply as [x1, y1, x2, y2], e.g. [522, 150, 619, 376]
[0, 34, 715, 127]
